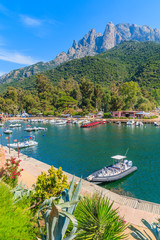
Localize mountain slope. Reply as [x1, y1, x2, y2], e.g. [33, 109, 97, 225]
[0, 41, 160, 93]
[1, 22, 160, 84]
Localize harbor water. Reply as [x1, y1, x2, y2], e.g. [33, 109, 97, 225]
[1, 122, 160, 204]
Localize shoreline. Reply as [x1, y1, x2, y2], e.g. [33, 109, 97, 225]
[2, 115, 160, 124]
[2, 146, 160, 228]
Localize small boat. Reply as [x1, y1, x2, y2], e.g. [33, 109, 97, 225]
[38, 127, 47, 130]
[0, 123, 4, 127]
[87, 155, 137, 184]
[115, 121, 121, 125]
[8, 136, 38, 149]
[24, 126, 39, 132]
[154, 122, 159, 126]
[136, 121, 143, 126]
[4, 129, 12, 134]
[55, 120, 66, 125]
[31, 127, 39, 131]
[49, 119, 55, 123]
[9, 123, 22, 128]
[81, 121, 103, 128]
[126, 120, 135, 125]
[24, 127, 33, 132]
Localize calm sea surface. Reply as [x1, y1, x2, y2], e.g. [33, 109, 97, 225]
[1, 122, 160, 204]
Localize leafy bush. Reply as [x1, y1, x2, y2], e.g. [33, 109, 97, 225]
[43, 110, 55, 116]
[3, 157, 23, 187]
[32, 166, 69, 206]
[0, 182, 37, 240]
[75, 193, 127, 240]
[103, 112, 112, 118]
[150, 115, 157, 119]
[30, 108, 41, 115]
[143, 115, 157, 119]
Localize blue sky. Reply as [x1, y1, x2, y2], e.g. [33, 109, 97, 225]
[0, 0, 160, 75]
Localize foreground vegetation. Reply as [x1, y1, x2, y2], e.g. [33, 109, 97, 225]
[0, 182, 37, 240]
[0, 157, 127, 240]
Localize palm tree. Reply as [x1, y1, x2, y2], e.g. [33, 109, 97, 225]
[74, 193, 127, 240]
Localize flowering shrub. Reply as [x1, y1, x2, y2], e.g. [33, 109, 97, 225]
[3, 157, 23, 187]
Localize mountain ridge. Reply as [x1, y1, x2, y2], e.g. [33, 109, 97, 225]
[1, 22, 160, 84]
[0, 41, 160, 93]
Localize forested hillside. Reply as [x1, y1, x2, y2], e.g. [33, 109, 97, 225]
[0, 41, 160, 93]
[0, 41, 160, 115]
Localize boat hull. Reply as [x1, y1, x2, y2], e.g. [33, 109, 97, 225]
[8, 141, 38, 149]
[88, 166, 137, 184]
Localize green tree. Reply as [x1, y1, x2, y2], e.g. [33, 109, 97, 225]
[102, 89, 111, 112]
[80, 77, 94, 108]
[0, 97, 5, 112]
[56, 96, 77, 110]
[3, 87, 18, 103]
[36, 74, 54, 104]
[120, 81, 141, 110]
[93, 84, 103, 110]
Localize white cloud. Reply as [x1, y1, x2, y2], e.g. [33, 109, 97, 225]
[0, 49, 38, 65]
[20, 15, 42, 27]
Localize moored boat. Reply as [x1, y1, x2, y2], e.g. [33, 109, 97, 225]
[154, 122, 159, 126]
[8, 136, 38, 149]
[55, 120, 66, 125]
[4, 129, 12, 134]
[136, 121, 143, 126]
[126, 120, 135, 125]
[9, 123, 22, 128]
[87, 155, 137, 184]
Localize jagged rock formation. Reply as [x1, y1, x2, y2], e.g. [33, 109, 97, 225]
[1, 22, 160, 84]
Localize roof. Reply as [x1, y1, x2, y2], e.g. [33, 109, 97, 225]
[135, 111, 149, 115]
[111, 155, 126, 160]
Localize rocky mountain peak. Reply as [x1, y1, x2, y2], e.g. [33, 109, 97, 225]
[1, 22, 160, 84]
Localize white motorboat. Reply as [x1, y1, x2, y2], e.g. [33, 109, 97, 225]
[9, 123, 22, 128]
[4, 129, 12, 134]
[115, 121, 121, 125]
[154, 122, 159, 126]
[38, 127, 47, 130]
[24, 127, 33, 132]
[87, 155, 137, 184]
[32, 127, 39, 131]
[7, 120, 23, 123]
[0, 123, 4, 127]
[24, 126, 39, 132]
[8, 136, 38, 149]
[126, 120, 135, 125]
[55, 120, 66, 125]
[136, 121, 143, 126]
[49, 119, 55, 123]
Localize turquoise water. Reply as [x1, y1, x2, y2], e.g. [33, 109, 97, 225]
[1, 122, 160, 204]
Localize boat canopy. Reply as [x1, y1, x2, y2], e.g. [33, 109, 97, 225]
[111, 155, 126, 160]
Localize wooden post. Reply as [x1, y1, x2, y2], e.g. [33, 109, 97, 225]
[14, 139, 19, 158]
[17, 139, 19, 158]
[5, 136, 10, 154]
[0, 134, 2, 148]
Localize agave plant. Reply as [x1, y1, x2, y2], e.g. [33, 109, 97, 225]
[74, 193, 128, 240]
[13, 181, 32, 200]
[37, 176, 82, 240]
[129, 219, 160, 240]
